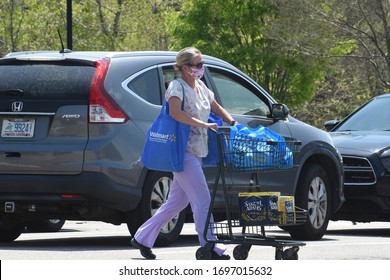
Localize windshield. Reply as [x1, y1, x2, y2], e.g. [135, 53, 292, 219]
[335, 96, 390, 131]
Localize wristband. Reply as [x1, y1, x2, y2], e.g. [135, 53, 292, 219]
[230, 120, 237, 126]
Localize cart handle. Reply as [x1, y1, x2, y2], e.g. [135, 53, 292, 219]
[208, 126, 231, 134]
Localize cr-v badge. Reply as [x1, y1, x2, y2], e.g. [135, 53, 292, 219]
[12, 101, 23, 112]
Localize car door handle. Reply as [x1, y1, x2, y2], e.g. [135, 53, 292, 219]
[4, 152, 21, 158]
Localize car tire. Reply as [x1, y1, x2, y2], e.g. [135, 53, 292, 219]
[26, 219, 66, 232]
[0, 223, 25, 242]
[287, 163, 331, 240]
[127, 171, 186, 247]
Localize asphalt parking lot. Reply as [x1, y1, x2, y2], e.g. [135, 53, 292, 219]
[2, 220, 390, 260]
[2, 220, 389, 280]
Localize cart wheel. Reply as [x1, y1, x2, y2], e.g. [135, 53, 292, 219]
[282, 246, 299, 260]
[196, 247, 211, 260]
[233, 245, 249, 260]
[275, 247, 283, 260]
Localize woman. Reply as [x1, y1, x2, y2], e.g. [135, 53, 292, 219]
[131, 47, 237, 260]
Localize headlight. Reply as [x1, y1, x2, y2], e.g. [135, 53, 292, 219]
[380, 149, 390, 171]
[381, 157, 390, 172]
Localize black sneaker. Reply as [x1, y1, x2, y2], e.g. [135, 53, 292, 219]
[131, 238, 156, 260]
[211, 251, 231, 260]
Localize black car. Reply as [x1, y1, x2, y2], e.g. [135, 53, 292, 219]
[325, 93, 390, 222]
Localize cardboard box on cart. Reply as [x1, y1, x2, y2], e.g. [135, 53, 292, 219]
[278, 196, 296, 224]
[238, 192, 280, 226]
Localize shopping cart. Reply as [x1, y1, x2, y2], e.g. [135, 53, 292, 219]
[196, 127, 307, 260]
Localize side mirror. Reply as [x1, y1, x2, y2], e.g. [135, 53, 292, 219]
[324, 120, 340, 132]
[272, 103, 289, 121]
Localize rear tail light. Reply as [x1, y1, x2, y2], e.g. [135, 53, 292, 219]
[89, 59, 129, 123]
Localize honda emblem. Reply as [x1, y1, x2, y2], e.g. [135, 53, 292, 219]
[12, 101, 23, 112]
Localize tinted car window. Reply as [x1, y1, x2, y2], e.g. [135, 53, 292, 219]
[162, 66, 177, 89]
[0, 64, 95, 100]
[162, 65, 207, 88]
[336, 97, 390, 131]
[209, 69, 270, 117]
[127, 67, 161, 105]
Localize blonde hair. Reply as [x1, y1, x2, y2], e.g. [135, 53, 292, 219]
[173, 47, 202, 73]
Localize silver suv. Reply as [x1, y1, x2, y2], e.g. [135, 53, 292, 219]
[0, 51, 344, 244]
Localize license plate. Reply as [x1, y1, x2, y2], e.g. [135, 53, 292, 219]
[1, 119, 36, 138]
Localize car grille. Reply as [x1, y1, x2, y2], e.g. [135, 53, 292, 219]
[342, 156, 376, 185]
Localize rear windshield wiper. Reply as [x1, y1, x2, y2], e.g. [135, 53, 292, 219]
[0, 89, 24, 96]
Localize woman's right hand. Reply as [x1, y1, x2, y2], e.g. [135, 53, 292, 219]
[205, 122, 219, 131]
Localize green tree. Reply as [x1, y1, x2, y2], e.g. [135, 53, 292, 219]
[71, 0, 179, 51]
[167, 0, 323, 106]
[303, 0, 390, 90]
[2, 0, 389, 131]
[0, 0, 29, 56]
[0, 0, 178, 55]
[0, 0, 72, 55]
[276, 0, 390, 127]
[72, 0, 149, 51]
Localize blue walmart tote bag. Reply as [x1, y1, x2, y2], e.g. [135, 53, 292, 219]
[141, 85, 190, 172]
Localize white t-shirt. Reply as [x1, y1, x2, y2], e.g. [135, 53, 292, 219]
[165, 78, 215, 158]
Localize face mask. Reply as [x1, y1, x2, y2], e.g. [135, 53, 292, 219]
[188, 67, 205, 80]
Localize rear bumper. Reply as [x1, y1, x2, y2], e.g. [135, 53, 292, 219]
[0, 171, 142, 213]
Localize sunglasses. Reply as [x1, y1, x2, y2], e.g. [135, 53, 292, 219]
[187, 61, 204, 69]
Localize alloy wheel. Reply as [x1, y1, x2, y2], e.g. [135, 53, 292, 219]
[307, 176, 328, 229]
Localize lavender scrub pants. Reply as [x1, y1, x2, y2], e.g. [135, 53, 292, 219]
[134, 152, 227, 256]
